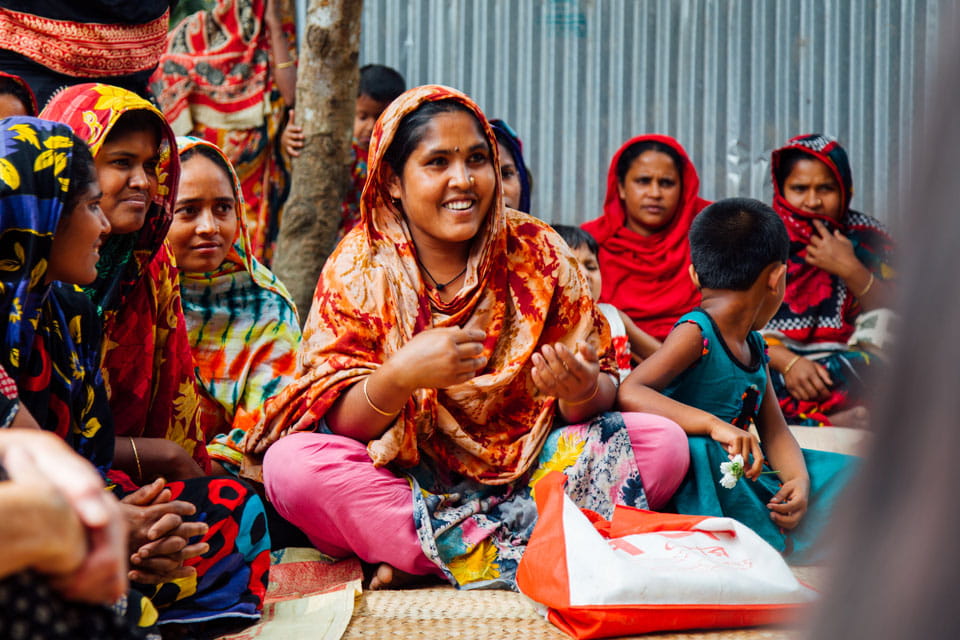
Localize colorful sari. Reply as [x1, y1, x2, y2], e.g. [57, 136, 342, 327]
[0, 1, 169, 106]
[248, 86, 653, 589]
[175, 136, 300, 472]
[150, 0, 294, 263]
[581, 134, 711, 342]
[0, 116, 269, 634]
[763, 134, 896, 425]
[40, 83, 209, 471]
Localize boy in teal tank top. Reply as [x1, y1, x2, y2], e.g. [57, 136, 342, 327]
[619, 198, 855, 562]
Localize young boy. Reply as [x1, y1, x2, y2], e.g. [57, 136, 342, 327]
[552, 224, 661, 379]
[618, 198, 854, 562]
[281, 64, 405, 235]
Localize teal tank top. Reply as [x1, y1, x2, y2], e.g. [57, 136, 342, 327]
[662, 309, 769, 428]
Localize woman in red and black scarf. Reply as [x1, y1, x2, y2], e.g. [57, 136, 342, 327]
[762, 134, 895, 427]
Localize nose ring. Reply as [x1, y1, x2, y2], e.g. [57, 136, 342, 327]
[468, 175, 475, 184]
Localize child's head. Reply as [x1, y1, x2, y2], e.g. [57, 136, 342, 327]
[689, 198, 788, 327]
[552, 224, 602, 301]
[0, 73, 37, 117]
[354, 64, 406, 150]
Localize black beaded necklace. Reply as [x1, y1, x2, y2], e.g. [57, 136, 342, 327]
[417, 258, 467, 291]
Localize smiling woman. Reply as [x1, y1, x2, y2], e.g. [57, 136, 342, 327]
[172, 137, 300, 474]
[41, 83, 211, 481]
[242, 85, 690, 592]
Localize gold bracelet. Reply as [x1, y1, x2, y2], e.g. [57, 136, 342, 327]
[129, 437, 143, 483]
[362, 377, 399, 417]
[275, 59, 296, 69]
[857, 273, 875, 298]
[782, 354, 802, 375]
[566, 380, 600, 406]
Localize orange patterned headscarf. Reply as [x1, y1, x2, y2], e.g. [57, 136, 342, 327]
[243, 85, 615, 484]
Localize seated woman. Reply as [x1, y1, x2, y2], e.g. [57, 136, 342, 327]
[41, 83, 210, 481]
[170, 137, 301, 474]
[763, 134, 894, 427]
[241, 85, 689, 590]
[581, 135, 711, 342]
[0, 116, 270, 636]
[489, 118, 531, 212]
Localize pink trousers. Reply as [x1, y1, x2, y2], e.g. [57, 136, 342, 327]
[263, 412, 689, 576]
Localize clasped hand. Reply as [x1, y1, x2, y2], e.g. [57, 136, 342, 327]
[121, 478, 209, 585]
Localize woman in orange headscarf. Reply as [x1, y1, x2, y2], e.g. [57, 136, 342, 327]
[243, 85, 689, 590]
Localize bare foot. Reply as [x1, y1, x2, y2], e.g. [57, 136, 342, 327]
[827, 405, 870, 429]
[367, 563, 436, 590]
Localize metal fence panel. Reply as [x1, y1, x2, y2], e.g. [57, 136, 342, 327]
[360, 0, 946, 227]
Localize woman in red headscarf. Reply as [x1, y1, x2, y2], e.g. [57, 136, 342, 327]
[582, 135, 711, 343]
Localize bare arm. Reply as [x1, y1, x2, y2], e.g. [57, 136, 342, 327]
[806, 220, 891, 311]
[264, 0, 297, 107]
[756, 375, 810, 529]
[619, 309, 662, 361]
[619, 323, 765, 477]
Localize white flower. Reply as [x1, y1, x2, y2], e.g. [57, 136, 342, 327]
[718, 454, 745, 490]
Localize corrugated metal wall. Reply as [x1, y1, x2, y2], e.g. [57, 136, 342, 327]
[358, 0, 946, 227]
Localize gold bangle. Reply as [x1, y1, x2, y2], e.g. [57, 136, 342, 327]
[566, 380, 600, 406]
[275, 59, 296, 69]
[362, 377, 399, 417]
[857, 273, 875, 298]
[782, 354, 802, 375]
[129, 437, 143, 483]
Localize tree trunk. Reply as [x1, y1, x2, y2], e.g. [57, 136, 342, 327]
[272, 0, 363, 320]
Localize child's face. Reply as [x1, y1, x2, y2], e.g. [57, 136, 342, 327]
[572, 244, 602, 301]
[353, 93, 391, 151]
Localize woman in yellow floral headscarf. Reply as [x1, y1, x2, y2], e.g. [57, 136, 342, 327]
[41, 83, 211, 482]
[245, 85, 689, 590]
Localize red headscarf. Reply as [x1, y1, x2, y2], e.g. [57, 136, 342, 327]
[581, 134, 710, 341]
[0, 71, 37, 115]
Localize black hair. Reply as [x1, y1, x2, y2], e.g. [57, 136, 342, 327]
[382, 99, 487, 176]
[551, 224, 599, 256]
[179, 144, 238, 198]
[359, 64, 406, 104]
[615, 139, 684, 185]
[688, 197, 788, 291]
[0, 77, 36, 116]
[63, 135, 98, 214]
[774, 147, 818, 193]
[103, 109, 164, 148]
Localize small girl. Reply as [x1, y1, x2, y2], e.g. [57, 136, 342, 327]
[552, 224, 661, 379]
[619, 198, 856, 562]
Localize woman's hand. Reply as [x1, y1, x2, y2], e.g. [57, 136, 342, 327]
[805, 220, 861, 278]
[117, 437, 205, 484]
[1, 432, 129, 604]
[766, 476, 810, 530]
[389, 327, 488, 391]
[783, 356, 833, 401]
[709, 420, 764, 480]
[120, 479, 209, 584]
[281, 110, 305, 158]
[531, 342, 600, 403]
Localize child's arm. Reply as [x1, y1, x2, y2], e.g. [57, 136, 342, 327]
[618, 322, 765, 477]
[756, 373, 811, 530]
[618, 309, 662, 361]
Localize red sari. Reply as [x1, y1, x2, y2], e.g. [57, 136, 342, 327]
[581, 135, 710, 341]
[41, 83, 210, 471]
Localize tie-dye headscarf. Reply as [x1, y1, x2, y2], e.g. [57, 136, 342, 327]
[175, 136, 300, 471]
[0, 116, 115, 474]
[41, 84, 209, 471]
[242, 85, 615, 484]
